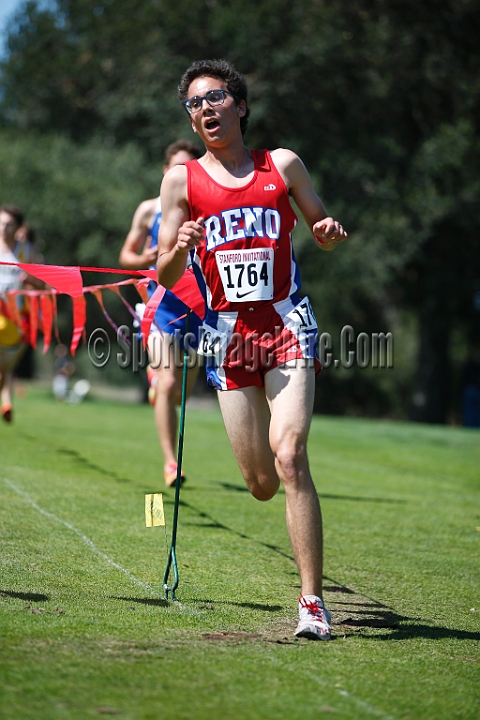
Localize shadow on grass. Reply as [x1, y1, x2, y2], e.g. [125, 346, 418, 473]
[157, 487, 478, 643]
[364, 623, 480, 642]
[0, 590, 49, 602]
[196, 599, 283, 612]
[325, 583, 480, 641]
[18, 432, 134, 484]
[319, 493, 406, 504]
[110, 596, 169, 607]
[218, 482, 250, 493]
[57, 447, 132, 484]
[353, 615, 480, 641]
[217, 481, 406, 504]
[175, 497, 295, 562]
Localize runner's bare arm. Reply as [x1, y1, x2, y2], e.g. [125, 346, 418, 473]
[271, 148, 347, 251]
[119, 199, 158, 269]
[157, 165, 204, 289]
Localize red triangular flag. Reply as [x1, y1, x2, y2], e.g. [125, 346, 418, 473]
[39, 294, 53, 354]
[28, 294, 39, 349]
[71, 295, 86, 355]
[134, 279, 150, 304]
[170, 269, 205, 320]
[141, 285, 166, 347]
[18, 263, 83, 297]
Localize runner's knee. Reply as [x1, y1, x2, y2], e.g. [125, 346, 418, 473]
[244, 472, 279, 501]
[273, 442, 309, 485]
[248, 481, 278, 502]
[155, 370, 178, 399]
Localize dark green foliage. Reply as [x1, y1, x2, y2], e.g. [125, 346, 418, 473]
[1, 0, 479, 420]
[0, 129, 163, 266]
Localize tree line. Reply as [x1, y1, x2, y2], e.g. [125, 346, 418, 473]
[1, 0, 479, 422]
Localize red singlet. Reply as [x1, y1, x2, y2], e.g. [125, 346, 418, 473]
[187, 149, 300, 313]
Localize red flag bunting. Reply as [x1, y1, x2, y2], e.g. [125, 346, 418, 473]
[29, 294, 39, 349]
[134, 279, 150, 304]
[51, 293, 61, 345]
[18, 263, 83, 296]
[0, 261, 204, 354]
[6, 293, 22, 327]
[40, 294, 53, 354]
[141, 285, 166, 347]
[170, 269, 205, 320]
[92, 289, 120, 335]
[71, 295, 87, 355]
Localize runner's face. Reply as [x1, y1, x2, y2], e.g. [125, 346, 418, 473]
[186, 76, 244, 145]
[164, 150, 197, 173]
[0, 212, 20, 244]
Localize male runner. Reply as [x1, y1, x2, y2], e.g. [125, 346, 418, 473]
[119, 140, 202, 486]
[157, 60, 347, 639]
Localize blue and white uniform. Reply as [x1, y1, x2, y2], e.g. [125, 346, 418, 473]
[147, 198, 200, 346]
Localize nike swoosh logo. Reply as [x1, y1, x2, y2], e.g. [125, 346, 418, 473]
[236, 290, 255, 299]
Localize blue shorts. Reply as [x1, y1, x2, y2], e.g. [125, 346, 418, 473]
[150, 288, 201, 349]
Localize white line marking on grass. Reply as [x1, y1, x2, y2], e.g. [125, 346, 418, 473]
[2, 477, 155, 596]
[307, 672, 397, 719]
[269, 656, 397, 720]
[336, 687, 397, 720]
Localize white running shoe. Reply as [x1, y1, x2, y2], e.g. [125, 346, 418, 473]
[295, 595, 332, 641]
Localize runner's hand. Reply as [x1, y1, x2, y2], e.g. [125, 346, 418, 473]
[140, 236, 158, 266]
[313, 218, 347, 249]
[177, 217, 205, 253]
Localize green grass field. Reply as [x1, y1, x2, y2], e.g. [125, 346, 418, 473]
[1, 385, 479, 720]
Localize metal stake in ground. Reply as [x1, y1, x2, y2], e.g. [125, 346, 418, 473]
[163, 309, 191, 600]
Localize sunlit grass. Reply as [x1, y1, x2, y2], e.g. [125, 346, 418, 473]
[1, 386, 479, 719]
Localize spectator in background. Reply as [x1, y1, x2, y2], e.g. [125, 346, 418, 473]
[15, 223, 36, 245]
[52, 343, 75, 401]
[0, 205, 42, 422]
[14, 223, 44, 379]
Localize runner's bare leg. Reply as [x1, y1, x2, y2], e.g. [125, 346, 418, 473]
[266, 363, 323, 599]
[217, 364, 323, 599]
[148, 333, 198, 468]
[217, 385, 280, 500]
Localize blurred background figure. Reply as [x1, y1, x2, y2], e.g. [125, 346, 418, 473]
[119, 140, 202, 487]
[52, 343, 75, 401]
[0, 204, 42, 422]
[15, 223, 36, 245]
[67, 378, 91, 404]
[13, 222, 44, 380]
[15, 224, 45, 266]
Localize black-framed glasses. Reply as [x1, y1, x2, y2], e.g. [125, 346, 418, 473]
[182, 89, 238, 115]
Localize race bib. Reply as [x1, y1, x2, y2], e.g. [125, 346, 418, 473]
[215, 248, 274, 302]
[285, 297, 317, 331]
[197, 322, 229, 357]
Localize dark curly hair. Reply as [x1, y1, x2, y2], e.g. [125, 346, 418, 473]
[0, 204, 24, 228]
[178, 59, 250, 136]
[164, 139, 202, 164]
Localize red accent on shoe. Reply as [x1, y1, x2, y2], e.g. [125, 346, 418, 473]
[164, 462, 186, 488]
[1, 403, 13, 423]
[296, 595, 332, 640]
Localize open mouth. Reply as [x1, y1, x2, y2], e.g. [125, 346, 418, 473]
[205, 118, 220, 131]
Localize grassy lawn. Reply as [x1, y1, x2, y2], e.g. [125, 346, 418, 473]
[1, 385, 479, 719]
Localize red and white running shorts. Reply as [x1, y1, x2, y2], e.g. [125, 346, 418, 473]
[198, 294, 321, 390]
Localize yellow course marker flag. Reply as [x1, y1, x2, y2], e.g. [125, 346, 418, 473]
[145, 493, 165, 527]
